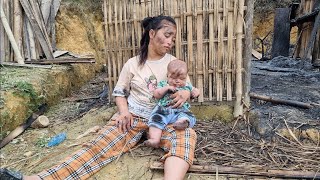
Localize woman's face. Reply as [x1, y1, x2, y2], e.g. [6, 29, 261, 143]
[149, 21, 177, 56]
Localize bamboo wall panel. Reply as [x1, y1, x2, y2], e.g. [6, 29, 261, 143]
[103, 0, 248, 103]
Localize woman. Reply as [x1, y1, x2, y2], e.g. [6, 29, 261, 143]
[2, 15, 196, 180]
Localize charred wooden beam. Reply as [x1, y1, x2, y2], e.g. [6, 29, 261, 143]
[249, 93, 313, 109]
[291, 9, 319, 27]
[271, 8, 291, 58]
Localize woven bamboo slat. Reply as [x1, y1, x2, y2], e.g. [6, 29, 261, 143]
[103, 0, 250, 109]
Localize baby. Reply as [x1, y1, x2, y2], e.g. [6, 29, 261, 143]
[145, 59, 200, 148]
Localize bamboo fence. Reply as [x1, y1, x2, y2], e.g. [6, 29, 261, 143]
[103, 0, 253, 117]
[0, 0, 60, 64]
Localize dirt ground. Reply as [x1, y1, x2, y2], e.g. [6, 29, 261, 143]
[1, 57, 319, 179]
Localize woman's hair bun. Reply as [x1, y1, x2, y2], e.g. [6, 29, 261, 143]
[141, 17, 154, 30]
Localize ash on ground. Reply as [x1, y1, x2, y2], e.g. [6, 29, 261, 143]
[249, 56, 320, 141]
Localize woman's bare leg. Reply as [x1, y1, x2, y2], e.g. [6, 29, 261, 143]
[164, 156, 189, 180]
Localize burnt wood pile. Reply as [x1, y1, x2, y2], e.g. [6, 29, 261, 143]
[272, 0, 320, 67]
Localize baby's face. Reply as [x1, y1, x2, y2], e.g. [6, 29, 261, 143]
[167, 71, 187, 88]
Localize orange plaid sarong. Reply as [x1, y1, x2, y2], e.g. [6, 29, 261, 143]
[38, 116, 197, 180]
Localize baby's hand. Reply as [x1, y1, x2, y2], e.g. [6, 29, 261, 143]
[167, 86, 176, 93]
[191, 88, 200, 98]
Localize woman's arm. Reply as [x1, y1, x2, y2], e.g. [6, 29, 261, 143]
[115, 96, 133, 133]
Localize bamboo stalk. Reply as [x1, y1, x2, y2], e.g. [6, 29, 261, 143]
[226, 0, 233, 101]
[196, 0, 204, 102]
[243, 0, 254, 106]
[233, 0, 245, 117]
[216, 0, 223, 101]
[0, 2, 24, 64]
[103, 0, 113, 103]
[186, 0, 193, 82]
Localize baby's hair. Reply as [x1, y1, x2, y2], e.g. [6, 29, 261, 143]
[167, 59, 187, 77]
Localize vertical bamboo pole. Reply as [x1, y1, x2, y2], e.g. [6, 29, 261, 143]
[226, 0, 233, 101]
[216, 0, 223, 101]
[243, 0, 255, 106]
[0, 2, 24, 64]
[186, 0, 193, 83]
[114, 0, 121, 77]
[121, 0, 127, 65]
[132, 0, 137, 55]
[108, 0, 117, 89]
[196, 0, 204, 102]
[221, 0, 227, 101]
[173, 0, 181, 58]
[103, 0, 113, 102]
[208, 0, 214, 101]
[233, 0, 245, 117]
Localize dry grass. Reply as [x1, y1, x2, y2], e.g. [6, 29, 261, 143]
[194, 120, 320, 172]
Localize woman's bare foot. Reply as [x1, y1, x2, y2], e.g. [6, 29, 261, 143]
[144, 139, 160, 148]
[173, 119, 189, 130]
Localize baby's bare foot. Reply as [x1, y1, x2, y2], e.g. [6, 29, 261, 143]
[144, 140, 160, 148]
[173, 119, 189, 130]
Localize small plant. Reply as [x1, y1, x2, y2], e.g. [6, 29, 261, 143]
[35, 136, 50, 148]
[12, 81, 44, 112]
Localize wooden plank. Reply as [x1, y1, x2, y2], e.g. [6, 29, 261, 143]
[25, 58, 95, 64]
[150, 161, 320, 179]
[0, 1, 24, 64]
[40, 0, 53, 27]
[1, 61, 52, 68]
[271, 8, 291, 58]
[19, 0, 54, 59]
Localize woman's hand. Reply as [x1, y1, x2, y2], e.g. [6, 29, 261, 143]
[170, 90, 191, 108]
[115, 111, 133, 133]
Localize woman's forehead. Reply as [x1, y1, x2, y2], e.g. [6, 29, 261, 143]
[160, 21, 176, 32]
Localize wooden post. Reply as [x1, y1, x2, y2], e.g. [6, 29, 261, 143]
[305, 10, 320, 61]
[13, 0, 24, 60]
[0, 0, 5, 63]
[233, 0, 245, 118]
[19, 0, 54, 59]
[243, 0, 254, 106]
[0, 2, 24, 64]
[271, 8, 291, 58]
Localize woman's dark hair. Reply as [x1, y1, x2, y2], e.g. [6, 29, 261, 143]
[138, 15, 176, 66]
